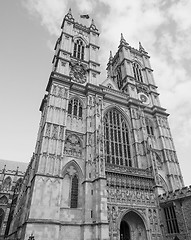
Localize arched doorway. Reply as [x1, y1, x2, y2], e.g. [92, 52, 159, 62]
[120, 211, 147, 240]
[120, 220, 130, 240]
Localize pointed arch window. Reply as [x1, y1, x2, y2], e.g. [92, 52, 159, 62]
[133, 62, 143, 82]
[104, 109, 132, 167]
[14, 178, 23, 194]
[146, 118, 154, 136]
[73, 39, 85, 60]
[2, 176, 12, 191]
[70, 175, 78, 208]
[68, 98, 83, 119]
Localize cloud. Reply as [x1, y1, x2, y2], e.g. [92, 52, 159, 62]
[168, 0, 191, 32]
[22, 0, 191, 185]
[23, 0, 68, 35]
[75, 0, 96, 13]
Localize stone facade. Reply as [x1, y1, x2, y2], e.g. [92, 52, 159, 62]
[2, 8, 191, 240]
[0, 160, 27, 240]
[159, 186, 191, 240]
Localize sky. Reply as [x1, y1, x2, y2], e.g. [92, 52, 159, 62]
[0, 0, 191, 186]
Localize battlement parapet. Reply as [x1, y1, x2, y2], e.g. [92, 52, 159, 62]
[159, 185, 191, 203]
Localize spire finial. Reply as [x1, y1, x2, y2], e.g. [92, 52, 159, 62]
[139, 41, 144, 51]
[109, 50, 113, 60]
[121, 33, 124, 41]
[119, 33, 128, 47]
[3, 165, 6, 173]
[90, 19, 98, 32]
[139, 41, 148, 54]
[64, 7, 74, 22]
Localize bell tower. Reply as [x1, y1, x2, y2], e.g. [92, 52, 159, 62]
[52, 8, 100, 85]
[8, 9, 109, 240]
[105, 33, 184, 194]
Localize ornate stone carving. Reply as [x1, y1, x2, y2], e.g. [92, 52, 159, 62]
[136, 83, 150, 95]
[59, 126, 64, 140]
[0, 196, 8, 204]
[96, 96, 102, 117]
[46, 123, 51, 137]
[107, 172, 156, 206]
[106, 164, 153, 178]
[2, 177, 12, 191]
[155, 153, 162, 170]
[52, 125, 59, 139]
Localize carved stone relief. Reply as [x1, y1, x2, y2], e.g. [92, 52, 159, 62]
[106, 172, 155, 206]
[136, 83, 150, 96]
[148, 208, 160, 233]
[64, 134, 82, 157]
[52, 125, 59, 139]
[59, 126, 64, 140]
[95, 96, 102, 117]
[51, 85, 68, 99]
[46, 123, 51, 137]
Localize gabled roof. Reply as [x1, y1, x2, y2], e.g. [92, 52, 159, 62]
[100, 77, 118, 90]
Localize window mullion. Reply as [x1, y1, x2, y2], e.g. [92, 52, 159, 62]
[120, 117, 124, 166]
[77, 100, 79, 118]
[115, 112, 119, 165]
[124, 126, 128, 166]
[72, 99, 74, 116]
[108, 113, 112, 164]
[112, 111, 116, 165]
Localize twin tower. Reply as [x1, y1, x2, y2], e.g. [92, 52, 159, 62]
[8, 9, 184, 240]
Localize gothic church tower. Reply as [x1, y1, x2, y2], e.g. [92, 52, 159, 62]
[7, 9, 184, 240]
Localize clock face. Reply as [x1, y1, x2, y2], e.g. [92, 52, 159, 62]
[138, 92, 150, 105]
[140, 94, 147, 103]
[70, 63, 87, 84]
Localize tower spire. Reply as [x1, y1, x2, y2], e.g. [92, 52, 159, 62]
[109, 50, 113, 61]
[106, 50, 113, 78]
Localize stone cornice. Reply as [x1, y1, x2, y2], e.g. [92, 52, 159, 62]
[46, 72, 72, 92]
[106, 164, 154, 179]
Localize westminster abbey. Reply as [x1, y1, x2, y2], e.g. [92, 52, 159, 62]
[0, 9, 190, 240]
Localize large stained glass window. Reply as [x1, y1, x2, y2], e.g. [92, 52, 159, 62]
[104, 109, 132, 167]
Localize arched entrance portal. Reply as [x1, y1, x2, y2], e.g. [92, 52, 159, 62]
[120, 211, 147, 240]
[120, 221, 130, 240]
